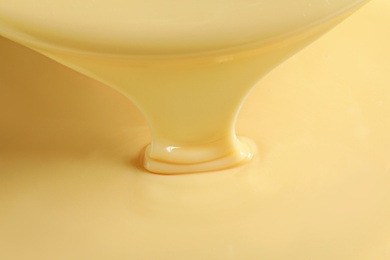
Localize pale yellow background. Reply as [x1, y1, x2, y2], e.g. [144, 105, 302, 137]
[0, 0, 390, 259]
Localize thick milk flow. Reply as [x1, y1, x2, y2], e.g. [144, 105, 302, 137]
[0, 0, 369, 173]
[1, 0, 390, 259]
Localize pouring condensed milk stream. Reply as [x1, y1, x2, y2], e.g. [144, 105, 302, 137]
[0, 0, 370, 174]
[2, 0, 390, 259]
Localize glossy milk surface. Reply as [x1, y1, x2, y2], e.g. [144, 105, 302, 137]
[0, 0, 390, 259]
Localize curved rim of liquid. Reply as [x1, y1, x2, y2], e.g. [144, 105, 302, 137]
[0, 0, 369, 65]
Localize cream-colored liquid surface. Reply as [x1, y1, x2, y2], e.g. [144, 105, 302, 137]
[0, 0, 368, 55]
[1, 0, 390, 259]
[0, 0, 369, 173]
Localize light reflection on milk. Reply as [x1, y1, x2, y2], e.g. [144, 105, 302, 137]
[1, 0, 390, 259]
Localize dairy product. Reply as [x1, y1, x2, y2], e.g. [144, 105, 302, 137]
[0, 0, 370, 55]
[0, 0, 369, 173]
[1, 0, 390, 259]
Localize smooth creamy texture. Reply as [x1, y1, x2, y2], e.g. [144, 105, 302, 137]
[1, 0, 390, 259]
[0, 0, 370, 173]
[0, 0, 368, 55]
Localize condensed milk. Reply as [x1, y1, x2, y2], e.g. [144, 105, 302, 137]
[0, 0, 370, 173]
[1, 0, 390, 259]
